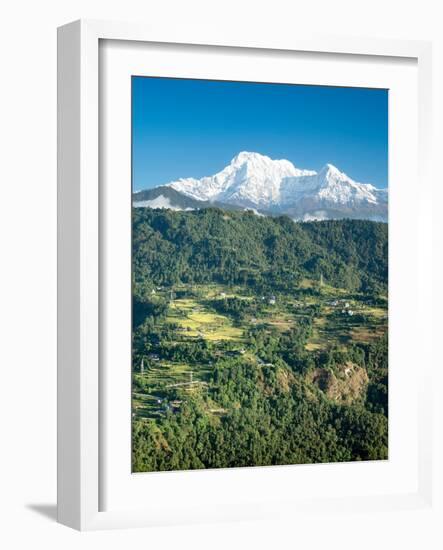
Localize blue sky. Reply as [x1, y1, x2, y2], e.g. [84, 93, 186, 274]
[132, 76, 388, 191]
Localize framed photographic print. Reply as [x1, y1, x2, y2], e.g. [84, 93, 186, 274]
[57, 20, 434, 531]
[130, 77, 390, 473]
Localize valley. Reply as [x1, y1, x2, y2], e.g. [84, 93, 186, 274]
[131, 208, 389, 471]
[133, 281, 387, 422]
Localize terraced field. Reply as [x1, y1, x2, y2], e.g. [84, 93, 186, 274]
[166, 298, 244, 341]
[132, 281, 387, 420]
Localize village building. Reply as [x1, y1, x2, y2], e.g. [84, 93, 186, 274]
[170, 400, 182, 411]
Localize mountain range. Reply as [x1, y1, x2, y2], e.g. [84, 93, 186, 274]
[133, 151, 388, 222]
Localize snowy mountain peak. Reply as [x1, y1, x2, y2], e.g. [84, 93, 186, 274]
[319, 163, 351, 181]
[166, 151, 313, 206]
[231, 151, 267, 164]
[136, 152, 387, 222]
[229, 151, 304, 178]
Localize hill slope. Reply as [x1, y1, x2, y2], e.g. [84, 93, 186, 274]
[133, 209, 388, 294]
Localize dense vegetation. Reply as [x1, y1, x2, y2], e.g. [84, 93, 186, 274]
[132, 209, 388, 472]
[133, 209, 388, 297]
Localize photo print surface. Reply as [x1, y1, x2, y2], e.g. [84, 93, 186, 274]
[131, 76, 388, 473]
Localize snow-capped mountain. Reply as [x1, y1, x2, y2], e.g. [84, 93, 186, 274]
[276, 162, 388, 221]
[133, 152, 388, 222]
[167, 151, 316, 208]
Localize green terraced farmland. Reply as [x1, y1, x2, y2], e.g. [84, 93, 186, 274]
[132, 281, 387, 421]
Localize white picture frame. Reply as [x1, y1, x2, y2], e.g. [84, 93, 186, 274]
[57, 19, 434, 531]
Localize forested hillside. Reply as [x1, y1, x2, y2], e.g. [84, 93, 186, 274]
[133, 209, 387, 296]
[132, 209, 388, 472]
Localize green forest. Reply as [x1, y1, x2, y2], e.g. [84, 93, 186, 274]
[132, 208, 388, 472]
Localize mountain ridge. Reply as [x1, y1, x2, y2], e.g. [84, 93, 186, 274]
[133, 151, 388, 222]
